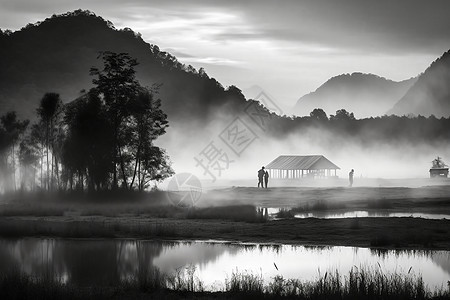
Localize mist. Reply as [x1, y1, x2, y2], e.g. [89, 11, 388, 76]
[293, 73, 417, 118]
[0, 8, 449, 299]
[158, 110, 449, 187]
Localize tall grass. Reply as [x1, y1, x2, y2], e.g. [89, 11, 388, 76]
[0, 194, 265, 224]
[166, 264, 204, 292]
[1, 266, 449, 299]
[225, 269, 264, 295]
[121, 267, 166, 292]
[223, 267, 449, 299]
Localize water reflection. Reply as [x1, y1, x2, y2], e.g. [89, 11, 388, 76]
[0, 238, 448, 291]
[257, 207, 450, 220]
[294, 211, 450, 219]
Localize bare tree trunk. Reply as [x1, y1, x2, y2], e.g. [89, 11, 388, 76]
[46, 124, 49, 191]
[50, 119, 54, 191]
[32, 167, 36, 191]
[139, 170, 146, 191]
[112, 122, 118, 189]
[57, 159, 60, 188]
[130, 144, 140, 190]
[118, 146, 128, 190]
[12, 144, 16, 191]
[55, 156, 59, 190]
[137, 158, 141, 191]
[40, 151, 43, 189]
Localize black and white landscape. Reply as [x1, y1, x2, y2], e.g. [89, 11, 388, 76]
[0, 1, 450, 299]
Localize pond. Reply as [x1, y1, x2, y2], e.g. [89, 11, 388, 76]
[258, 207, 450, 220]
[0, 238, 448, 291]
[294, 211, 450, 220]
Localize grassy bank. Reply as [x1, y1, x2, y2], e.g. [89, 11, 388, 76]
[1, 187, 449, 250]
[1, 267, 449, 299]
[0, 215, 448, 250]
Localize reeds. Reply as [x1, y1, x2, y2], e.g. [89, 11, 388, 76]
[223, 266, 449, 299]
[1, 266, 449, 299]
[166, 264, 204, 292]
[225, 269, 264, 294]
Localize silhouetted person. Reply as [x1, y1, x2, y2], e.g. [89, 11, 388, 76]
[264, 170, 269, 188]
[258, 166, 265, 188]
[349, 169, 354, 187]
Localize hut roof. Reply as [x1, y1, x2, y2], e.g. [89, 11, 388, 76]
[266, 155, 340, 170]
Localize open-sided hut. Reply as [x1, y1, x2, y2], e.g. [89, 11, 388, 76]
[265, 155, 340, 179]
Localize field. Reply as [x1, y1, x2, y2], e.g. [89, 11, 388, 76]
[0, 183, 449, 250]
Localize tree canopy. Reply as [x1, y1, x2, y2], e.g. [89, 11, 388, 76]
[0, 52, 173, 193]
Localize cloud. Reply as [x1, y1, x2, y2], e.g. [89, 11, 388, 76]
[163, 48, 195, 58]
[1, 0, 449, 106]
[182, 56, 243, 66]
[222, 0, 450, 55]
[2, 0, 449, 55]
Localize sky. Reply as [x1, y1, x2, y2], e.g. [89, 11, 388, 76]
[1, 0, 450, 109]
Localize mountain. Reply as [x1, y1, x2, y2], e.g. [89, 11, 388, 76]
[0, 10, 245, 124]
[293, 73, 416, 118]
[388, 50, 450, 117]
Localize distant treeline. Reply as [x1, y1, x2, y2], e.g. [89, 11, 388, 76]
[0, 51, 173, 193]
[263, 106, 450, 145]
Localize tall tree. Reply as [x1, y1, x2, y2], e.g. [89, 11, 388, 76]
[90, 51, 140, 189]
[138, 146, 173, 191]
[18, 137, 39, 190]
[29, 123, 46, 189]
[63, 93, 114, 191]
[88, 52, 173, 191]
[37, 93, 63, 190]
[128, 90, 172, 190]
[0, 112, 29, 191]
[0, 126, 9, 192]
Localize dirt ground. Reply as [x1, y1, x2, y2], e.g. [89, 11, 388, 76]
[202, 184, 450, 210]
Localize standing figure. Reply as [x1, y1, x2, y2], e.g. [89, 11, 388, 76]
[349, 169, 354, 187]
[264, 170, 269, 188]
[258, 166, 265, 188]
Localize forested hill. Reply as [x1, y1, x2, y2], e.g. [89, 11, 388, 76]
[388, 49, 450, 117]
[294, 73, 415, 118]
[0, 10, 245, 123]
[1, 9, 449, 147]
